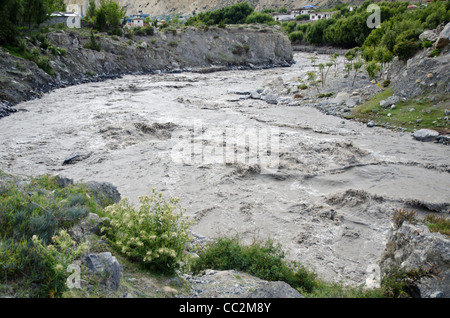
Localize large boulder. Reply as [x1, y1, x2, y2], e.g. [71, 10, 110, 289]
[183, 269, 304, 298]
[412, 129, 439, 142]
[379, 221, 450, 298]
[435, 22, 450, 49]
[85, 252, 123, 291]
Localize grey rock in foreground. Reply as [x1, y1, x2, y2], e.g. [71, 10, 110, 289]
[412, 129, 439, 142]
[379, 221, 450, 298]
[182, 269, 304, 298]
[86, 252, 123, 291]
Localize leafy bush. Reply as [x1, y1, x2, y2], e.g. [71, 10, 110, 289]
[83, 30, 101, 51]
[231, 44, 250, 55]
[185, 3, 254, 26]
[289, 30, 304, 43]
[190, 236, 318, 293]
[102, 190, 193, 274]
[0, 174, 101, 297]
[244, 12, 274, 24]
[428, 48, 440, 58]
[421, 40, 433, 48]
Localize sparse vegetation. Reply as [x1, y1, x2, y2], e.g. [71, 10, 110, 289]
[0, 173, 104, 297]
[101, 190, 193, 274]
[424, 214, 450, 236]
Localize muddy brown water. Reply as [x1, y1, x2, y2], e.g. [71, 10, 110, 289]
[1, 52, 449, 286]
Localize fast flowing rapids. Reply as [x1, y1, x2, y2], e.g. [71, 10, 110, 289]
[1, 52, 449, 286]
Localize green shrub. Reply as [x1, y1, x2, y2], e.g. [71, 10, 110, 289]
[0, 174, 97, 297]
[289, 30, 304, 43]
[39, 35, 50, 50]
[298, 84, 308, 90]
[244, 12, 274, 24]
[36, 55, 54, 75]
[428, 48, 440, 58]
[318, 92, 334, 98]
[421, 40, 433, 48]
[190, 236, 318, 293]
[423, 214, 450, 236]
[29, 230, 88, 297]
[393, 39, 420, 61]
[231, 44, 249, 55]
[83, 31, 101, 51]
[102, 190, 193, 274]
[381, 266, 435, 298]
[382, 79, 391, 87]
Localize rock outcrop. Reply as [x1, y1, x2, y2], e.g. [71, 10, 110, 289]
[390, 23, 450, 99]
[379, 220, 450, 298]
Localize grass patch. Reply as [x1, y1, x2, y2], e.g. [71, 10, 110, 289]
[423, 214, 450, 236]
[349, 88, 450, 133]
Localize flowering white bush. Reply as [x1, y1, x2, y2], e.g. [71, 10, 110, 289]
[102, 189, 193, 274]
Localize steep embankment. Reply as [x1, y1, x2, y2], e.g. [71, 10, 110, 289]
[0, 24, 293, 110]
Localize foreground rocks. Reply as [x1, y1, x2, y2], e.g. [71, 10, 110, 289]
[181, 269, 304, 298]
[379, 220, 450, 298]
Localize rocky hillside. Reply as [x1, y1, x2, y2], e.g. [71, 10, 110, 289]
[0, 24, 292, 111]
[65, 0, 378, 17]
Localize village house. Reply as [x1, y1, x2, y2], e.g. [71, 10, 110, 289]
[292, 5, 317, 16]
[125, 10, 150, 28]
[46, 12, 81, 28]
[309, 11, 334, 21]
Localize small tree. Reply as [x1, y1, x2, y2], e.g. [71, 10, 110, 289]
[352, 57, 363, 87]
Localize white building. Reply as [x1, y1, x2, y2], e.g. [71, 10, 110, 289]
[272, 13, 296, 21]
[309, 11, 334, 21]
[49, 12, 81, 28]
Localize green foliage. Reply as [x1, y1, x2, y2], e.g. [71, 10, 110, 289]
[83, 30, 101, 51]
[318, 92, 334, 98]
[190, 236, 318, 293]
[283, 1, 449, 62]
[289, 31, 304, 43]
[36, 55, 54, 75]
[91, 0, 126, 34]
[102, 190, 193, 274]
[423, 214, 450, 236]
[231, 43, 250, 55]
[185, 3, 254, 26]
[244, 12, 274, 24]
[421, 40, 433, 48]
[428, 48, 440, 58]
[0, 173, 105, 297]
[381, 266, 435, 298]
[296, 14, 309, 21]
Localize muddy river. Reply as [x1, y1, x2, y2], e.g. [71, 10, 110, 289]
[1, 52, 449, 286]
